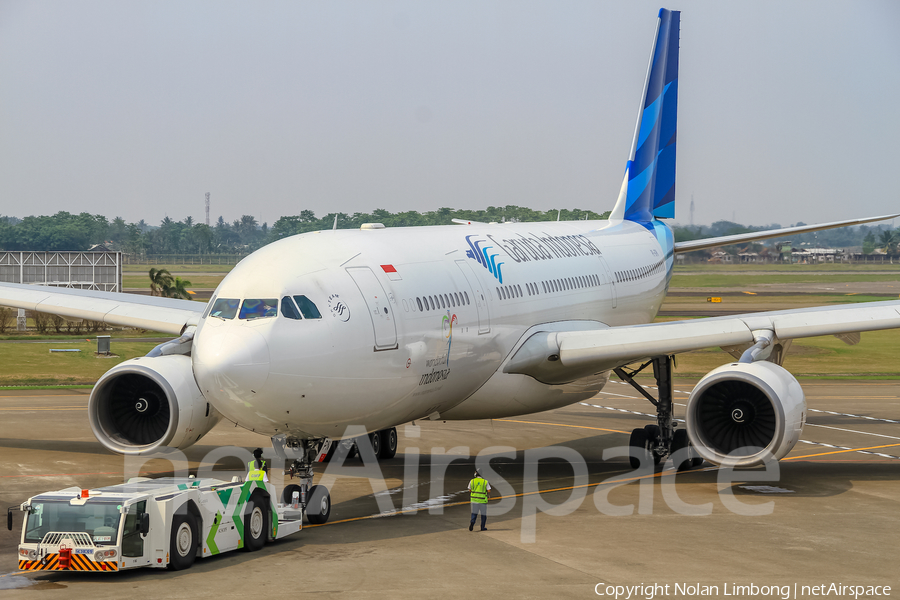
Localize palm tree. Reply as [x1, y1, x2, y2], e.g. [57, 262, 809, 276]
[879, 230, 897, 256]
[166, 277, 193, 300]
[148, 268, 173, 296]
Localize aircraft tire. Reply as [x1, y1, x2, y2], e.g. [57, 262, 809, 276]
[379, 428, 398, 459]
[628, 427, 650, 469]
[369, 431, 382, 457]
[306, 485, 331, 525]
[671, 428, 693, 472]
[643, 424, 663, 464]
[282, 483, 303, 505]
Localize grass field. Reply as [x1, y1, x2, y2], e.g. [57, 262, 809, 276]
[675, 263, 900, 272]
[0, 331, 167, 341]
[666, 329, 900, 379]
[123, 275, 225, 289]
[0, 340, 160, 386]
[670, 272, 900, 288]
[122, 264, 236, 273]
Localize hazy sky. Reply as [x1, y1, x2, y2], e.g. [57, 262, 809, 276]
[1, 1, 898, 228]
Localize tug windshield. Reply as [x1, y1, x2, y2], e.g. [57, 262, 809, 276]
[24, 501, 122, 545]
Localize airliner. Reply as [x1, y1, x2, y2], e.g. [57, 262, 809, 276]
[1, 9, 898, 522]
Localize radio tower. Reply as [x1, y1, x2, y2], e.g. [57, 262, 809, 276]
[205, 192, 210, 226]
[689, 194, 695, 226]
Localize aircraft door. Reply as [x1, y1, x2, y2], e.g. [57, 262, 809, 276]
[455, 260, 490, 334]
[346, 266, 398, 350]
[597, 254, 617, 308]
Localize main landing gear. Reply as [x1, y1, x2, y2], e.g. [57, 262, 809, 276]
[327, 428, 398, 462]
[614, 355, 704, 472]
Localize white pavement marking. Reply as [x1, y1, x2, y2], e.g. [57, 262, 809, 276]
[808, 408, 899, 424]
[797, 439, 900, 460]
[805, 423, 900, 441]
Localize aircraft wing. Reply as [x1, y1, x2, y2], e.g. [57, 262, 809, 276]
[505, 300, 900, 382]
[674, 214, 898, 253]
[559, 301, 900, 370]
[0, 282, 203, 335]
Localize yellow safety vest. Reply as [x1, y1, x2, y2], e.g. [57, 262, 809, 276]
[247, 459, 267, 481]
[470, 477, 488, 504]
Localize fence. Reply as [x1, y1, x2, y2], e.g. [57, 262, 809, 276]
[0, 251, 122, 292]
[123, 254, 245, 265]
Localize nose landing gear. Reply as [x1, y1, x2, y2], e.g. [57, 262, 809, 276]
[273, 437, 333, 524]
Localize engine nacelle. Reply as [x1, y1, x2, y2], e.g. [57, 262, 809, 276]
[89, 355, 221, 454]
[685, 361, 806, 467]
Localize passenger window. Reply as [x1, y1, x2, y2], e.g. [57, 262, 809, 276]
[464, 291, 470, 305]
[281, 296, 302, 320]
[444, 294, 450, 308]
[293, 295, 322, 319]
[454, 292, 460, 306]
[439, 295, 446, 309]
[417, 297, 423, 311]
[240, 299, 278, 320]
[450, 294, 456, 307]
[209, 298, 240, 320]
[429, 296, 435, 310]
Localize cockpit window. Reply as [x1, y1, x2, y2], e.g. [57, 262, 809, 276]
[293, 295, 322, 319]
[239, 299, 278, 320]
[281, 296, 302, 320]
[202, 295, 217, 319]
[209, 298, 239, 320]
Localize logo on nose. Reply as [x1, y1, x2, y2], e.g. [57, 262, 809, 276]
[328, 294, 351, 322]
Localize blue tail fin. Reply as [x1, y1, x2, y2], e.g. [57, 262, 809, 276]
[609, 9, 680, 223]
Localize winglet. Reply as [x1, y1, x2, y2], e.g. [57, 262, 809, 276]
[609, 9, 681, 222]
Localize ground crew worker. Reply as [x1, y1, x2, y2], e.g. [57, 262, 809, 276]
[468, 470, 492, 531]
[247, 448, 268, 482]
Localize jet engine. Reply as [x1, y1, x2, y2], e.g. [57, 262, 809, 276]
[685, 361, 806, 467]
[89, 355, 221, 454]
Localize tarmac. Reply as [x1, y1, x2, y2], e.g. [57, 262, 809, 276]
[0, 380, 898, 599]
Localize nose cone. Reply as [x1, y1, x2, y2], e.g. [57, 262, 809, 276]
[193, 324, 270, 405]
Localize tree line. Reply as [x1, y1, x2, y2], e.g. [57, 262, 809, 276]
[0, 209, 895, 256]
[0, 207, 609, 254]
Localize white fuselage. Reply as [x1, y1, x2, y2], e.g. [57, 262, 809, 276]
[191, 219, 673, 440]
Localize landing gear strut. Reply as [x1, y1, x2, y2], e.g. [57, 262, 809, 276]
[614, 355, 702, 471]
[275, 437, 332, 524]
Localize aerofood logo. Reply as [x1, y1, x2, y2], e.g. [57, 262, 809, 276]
[465, 232, 602, 282]
[327, 294, 350, 322]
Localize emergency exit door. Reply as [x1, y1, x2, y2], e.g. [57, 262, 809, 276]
[455, 260, 490, 334]
[346, 267, 398, 350]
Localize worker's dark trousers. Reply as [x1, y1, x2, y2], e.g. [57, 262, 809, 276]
[470, 503, 487, 529]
